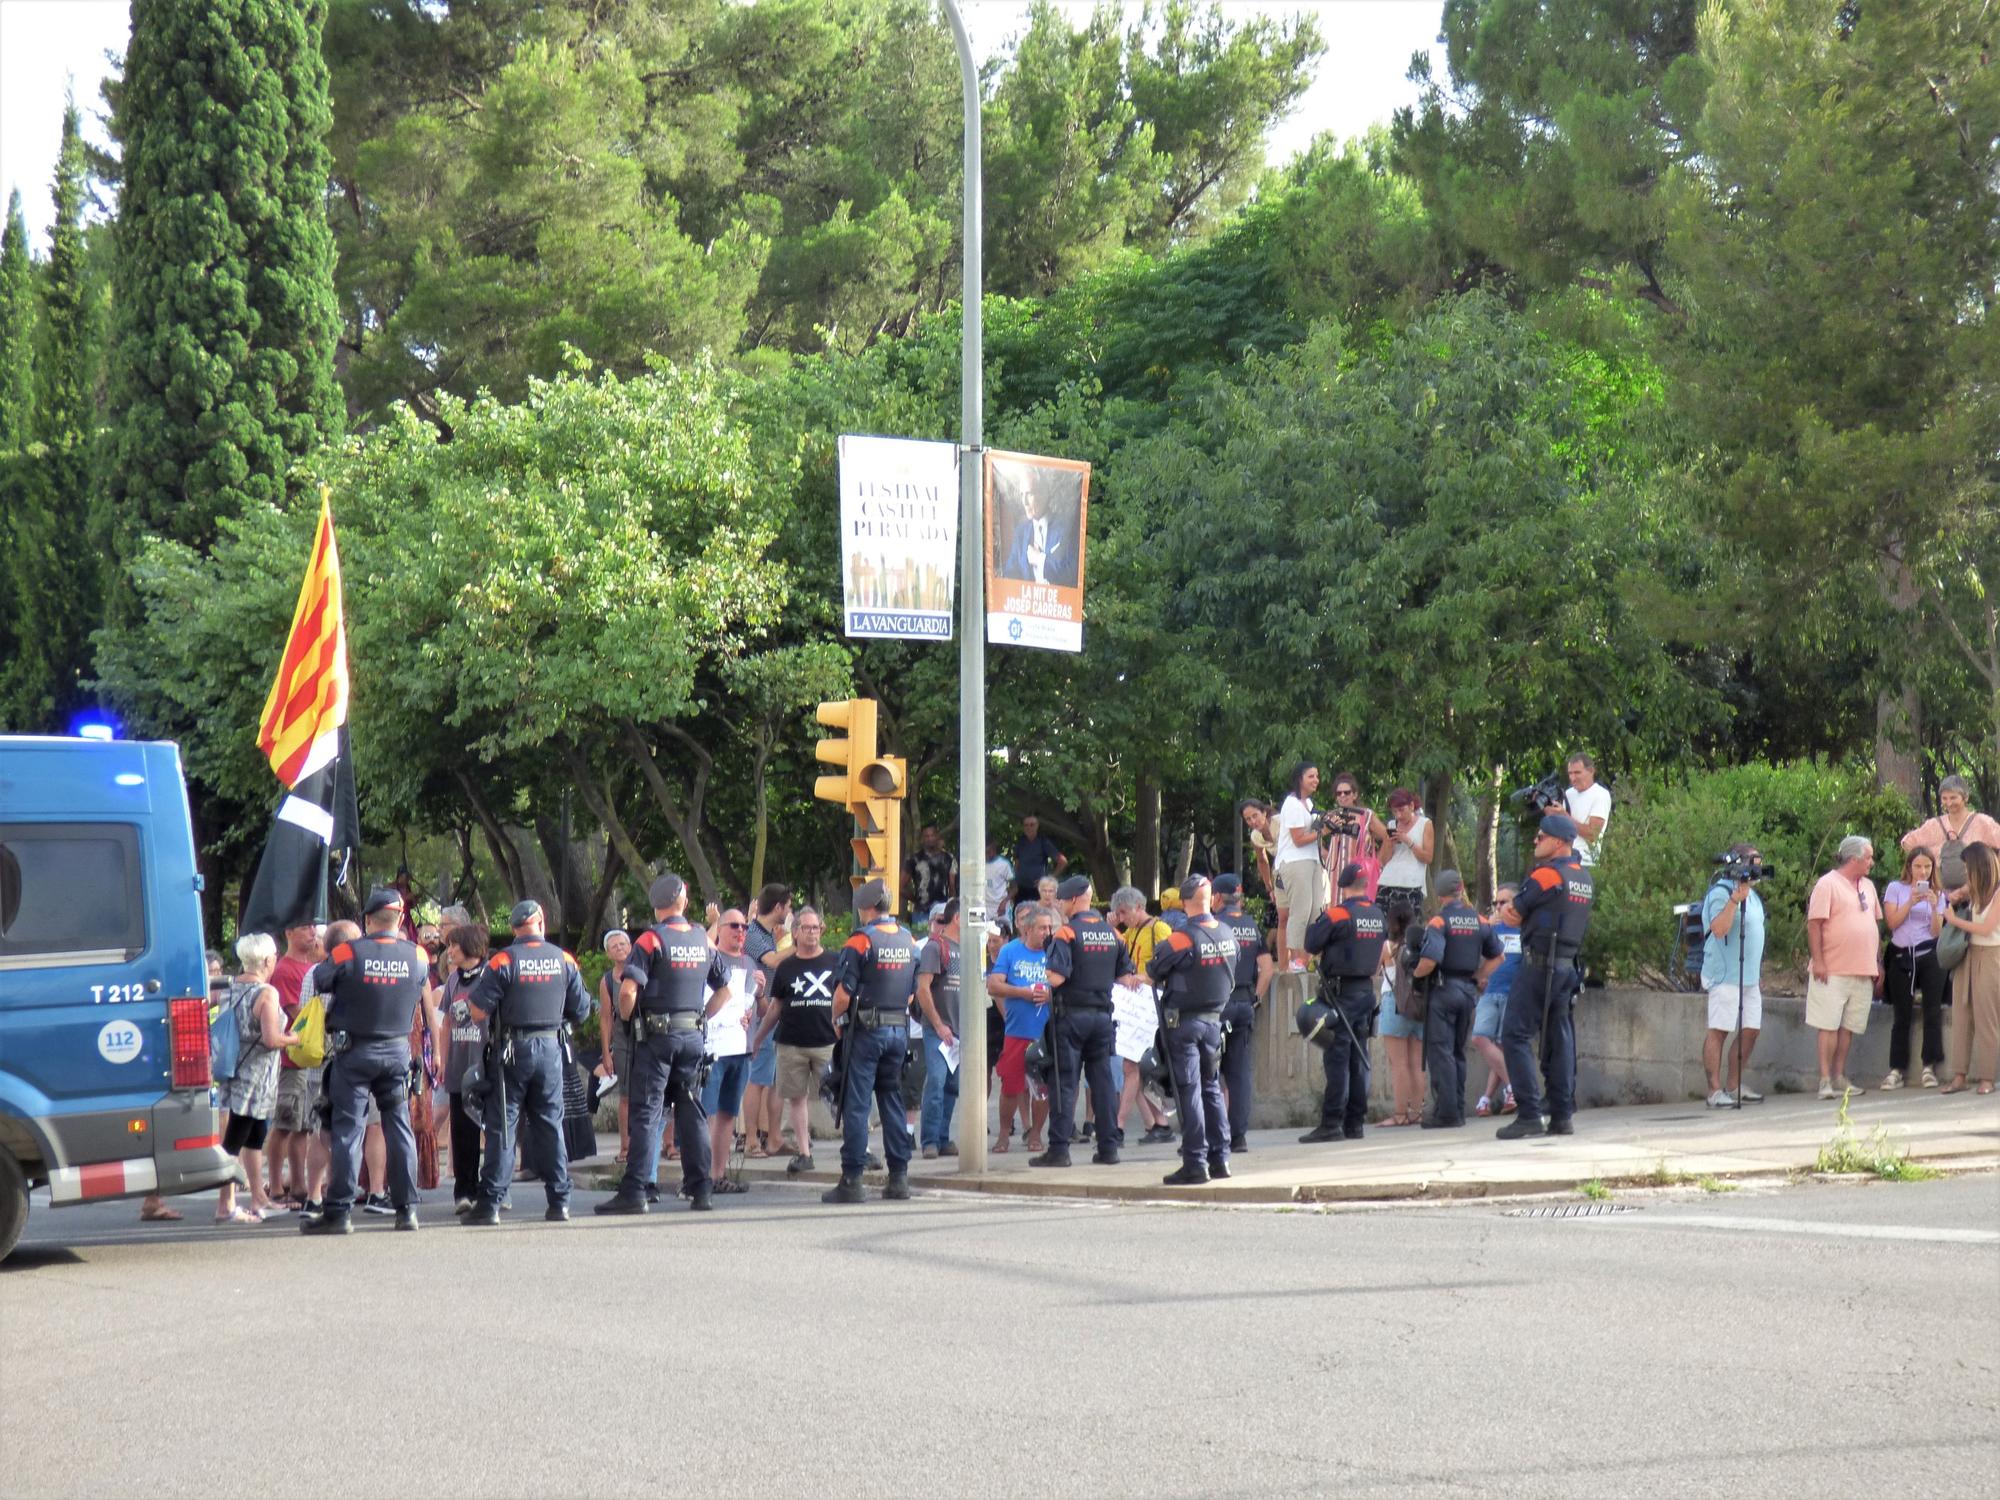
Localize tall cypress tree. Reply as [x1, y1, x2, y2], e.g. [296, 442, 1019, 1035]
[0, 189, 32, 448]
[104, 0, 342, 556]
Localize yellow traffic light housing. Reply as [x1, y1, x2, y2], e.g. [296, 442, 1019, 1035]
[814, 698, 906, 912]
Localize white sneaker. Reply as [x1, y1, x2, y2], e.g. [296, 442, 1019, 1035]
[1707, 1089, 1736, 1108]
[1737, 1086, 1763, 1103]
[1836, 1076, 1865, 1096]
[1879, 1069, 1905, 1091]
[1922, 1067, 1940, 1088]
[1818, 1077, 1837, 1100]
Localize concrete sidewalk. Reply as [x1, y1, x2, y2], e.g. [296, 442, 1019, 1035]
[576, 1087, 2000, 1206]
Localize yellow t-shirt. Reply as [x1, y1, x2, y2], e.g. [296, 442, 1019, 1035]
[1121, 917, 1172, 971]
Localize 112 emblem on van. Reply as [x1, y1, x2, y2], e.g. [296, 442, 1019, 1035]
[97, 1020, 144, 1064]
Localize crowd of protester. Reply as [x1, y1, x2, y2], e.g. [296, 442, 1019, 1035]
[179, 766, 1997, 1222]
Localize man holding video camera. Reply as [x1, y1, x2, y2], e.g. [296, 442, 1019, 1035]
[1496, 813, 1594, 1139]
[1702, 843, 1768, 1107]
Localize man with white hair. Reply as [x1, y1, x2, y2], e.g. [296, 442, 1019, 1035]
[1807, 835, 1882, 1100]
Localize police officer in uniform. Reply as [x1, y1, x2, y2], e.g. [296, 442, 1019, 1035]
[824, 880, 919, 1205]
[461, 900, 592, 1224]
[302, 888, 438, 1234]
[596, 874, 733, 1214]
[1409, 870, 1503, 1129]
[1497, 813, 1595, 1139]
[1212, 874, 1267, 1152]
[1146, 875, 1237, 1186]
[1298, 863, 1386, 1144]
[1037, 875, 1139, 1168]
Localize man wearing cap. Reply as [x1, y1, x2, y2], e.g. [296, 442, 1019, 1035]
[823, 880, 920, 1204]
[1496, 814, 1596, 1139]
[1145, 876, 1238, 1185]
[1212, 875, 1269, 1152]
[1038, 875, 1140, 1168]
[1298, 864, 1388, 1144]
[597, 874, 734, 1213]
[302, 889, 438, 1234]
[460, 901, 593, 1225]
[1409, 871, 1504, 1129]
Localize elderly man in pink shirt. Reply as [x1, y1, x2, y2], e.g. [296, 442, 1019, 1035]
[1807, 835, 1882, 1100]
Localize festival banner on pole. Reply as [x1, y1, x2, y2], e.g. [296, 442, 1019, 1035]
[837, 434, 959, 640]
[983, 449, 1090, 652]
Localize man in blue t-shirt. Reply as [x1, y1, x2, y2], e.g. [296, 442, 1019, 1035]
[986, 902, 1054, 1151]
[1701, 843, 1768, 1107]
[1469, 885, 1523, 1117]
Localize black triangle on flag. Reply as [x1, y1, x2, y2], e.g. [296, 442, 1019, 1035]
[239, 725, 359, 938]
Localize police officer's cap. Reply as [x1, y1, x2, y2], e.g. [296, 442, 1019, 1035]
[1056, 875, 1092, 901]
[853, 879, 889, 913]
[648, 872, 687, 909]
[1336, 862, 1366, 890]
[363, 887, 405, 916]
[1538, 812, 1580, 842]
[1212, 874, 1241, 897]
[1178, 874, 1209, 901]
[508, 899, 543, 927]
[1435, 869, 1466, 897]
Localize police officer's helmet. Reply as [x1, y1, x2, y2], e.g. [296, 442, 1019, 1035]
[1023, 1036, 1054, 1085]
[1138, 1044, 1172, 1089]
[1296, 999, 1339, 1050]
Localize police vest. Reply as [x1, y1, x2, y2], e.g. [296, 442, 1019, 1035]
[846, 920, 919, 1013]
[1317, 900, 1387, 981]
[1518, 856, 1594, 959]
[1156, 916, 1236, 1012]
[1051, 910, 1127, 1003]
[325, 932, 427, 1038]
[482, 936, 577, 1028]
[1217, 906, 1261, 990]
[632, 919, 721, 1015]
[1429, 900, 1488, 977]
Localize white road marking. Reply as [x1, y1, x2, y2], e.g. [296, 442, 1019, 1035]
[1605, 1213, 1998, 1245]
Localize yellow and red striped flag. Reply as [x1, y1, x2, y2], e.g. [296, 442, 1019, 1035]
[256, 489, 350, 788]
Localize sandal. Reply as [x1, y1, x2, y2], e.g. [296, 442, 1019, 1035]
[1978, 1083, 1994, 1095]
[712, 1178, 748, 1194]
[992, 1133, 1011, 1154]
[214, 1207, 261, 1226]
[746, 1145, 771, 1159]
[139, 1204, 183, 1222]
[1939, 1079, 1968, 1094]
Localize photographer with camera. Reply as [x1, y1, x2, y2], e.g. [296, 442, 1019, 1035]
[1496, 813, 1594, 1139]
[1701, 843, 1769, 1108]
[1273, 763, 1328, 972]
[1564, 754, 1612, 867]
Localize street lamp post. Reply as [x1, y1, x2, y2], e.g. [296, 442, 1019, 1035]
[941, 0, 987, 1177]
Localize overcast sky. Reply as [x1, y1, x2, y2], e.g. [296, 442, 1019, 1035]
[0, 0, 1446, 254]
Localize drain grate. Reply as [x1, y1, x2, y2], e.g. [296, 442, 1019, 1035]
[1503, 1202, 1642, 1218]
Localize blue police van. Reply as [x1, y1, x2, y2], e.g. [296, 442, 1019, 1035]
[0, 735, 235, 1259]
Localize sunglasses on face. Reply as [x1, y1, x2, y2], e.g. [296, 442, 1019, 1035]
[722, 921, 748, 930]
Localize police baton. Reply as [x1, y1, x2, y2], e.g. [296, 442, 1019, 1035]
[1537, 929, 1562, 1075]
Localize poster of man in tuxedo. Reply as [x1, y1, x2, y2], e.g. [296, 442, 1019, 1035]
[984, 450, 1090, 653]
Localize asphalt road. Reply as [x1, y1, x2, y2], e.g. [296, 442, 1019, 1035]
[4, 1173, 1997, 1499]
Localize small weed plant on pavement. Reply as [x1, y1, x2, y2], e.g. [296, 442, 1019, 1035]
[1814, 1093, 1941, 1181]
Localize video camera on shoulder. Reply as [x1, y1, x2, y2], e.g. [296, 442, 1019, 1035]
[1511, 769, 1567, 815]
[1713, 851, 1773, 884]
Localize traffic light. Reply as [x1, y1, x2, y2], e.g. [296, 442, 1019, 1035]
[814, 698, 906, 912]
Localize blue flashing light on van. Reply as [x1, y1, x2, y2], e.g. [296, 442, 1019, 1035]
[0, 735, 235, 1259]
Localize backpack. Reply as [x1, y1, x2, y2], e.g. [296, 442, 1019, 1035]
[209, 980, 258, 1084]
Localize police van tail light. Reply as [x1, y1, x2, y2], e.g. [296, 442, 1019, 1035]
[168, 998, 210, 1089]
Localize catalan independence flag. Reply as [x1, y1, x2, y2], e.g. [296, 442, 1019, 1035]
[239, 491, 361, 939]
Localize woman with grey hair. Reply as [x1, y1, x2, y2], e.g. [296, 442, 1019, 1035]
[215, 932, 303, 1223]
[1901, 776, 2000, 898]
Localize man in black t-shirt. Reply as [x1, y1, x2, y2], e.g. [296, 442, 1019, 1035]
[1012, 813, 1067, 902]
[906, 825, 957, 920]
[751, 907, 838, 1174]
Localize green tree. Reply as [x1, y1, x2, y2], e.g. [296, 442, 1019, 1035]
[102, 0, 344, 557]
[0, 190, 31, 446]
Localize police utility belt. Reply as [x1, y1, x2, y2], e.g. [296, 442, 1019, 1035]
[854, 1007, 909, 1029]
[500, 1024, 559, 1037]
[1062, 992, 1114, 1012]
[1162, 1003, 1221, 1027]
[639, 1011, 704, 1035]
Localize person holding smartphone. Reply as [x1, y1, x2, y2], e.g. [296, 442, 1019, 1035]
[1881, 849, 1947, 1089]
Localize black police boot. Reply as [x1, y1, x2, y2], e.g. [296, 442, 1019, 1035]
[1298, 1125, 1343, 1144]
[1496, 1116, 1546, 1140]
[1343, 1126, 1365, 1140]
[1547, 1117, 1575, 1136]
[1161, 1162, 1209, 1186]
[1420, 1115, 1463, 1130]
[394, 1206, 419, 1231]
[883, 1172, 912, 1201]
[821, 1173, 866, 1204]
[1029, 1147, 1071, 1168]
[1230, 1135, 1250, 1152]
[545, 1204, 569, 1222]
[1208, 1160, 1231, 1180]
[593, 1191, 649, 1216]
[1091, 1146, 1120, 1165]
[299, 1210, 352, 1236]
[463, 1200, 500, 1226]
[689, 1184, 713, 1211]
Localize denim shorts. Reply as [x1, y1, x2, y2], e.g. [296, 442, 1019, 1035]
[1473, 989, 1509, 1041]
[747, 1033, 778, 1088]
[701, 1053, 750, 1115]
[1377, 986, 1423, 1040]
